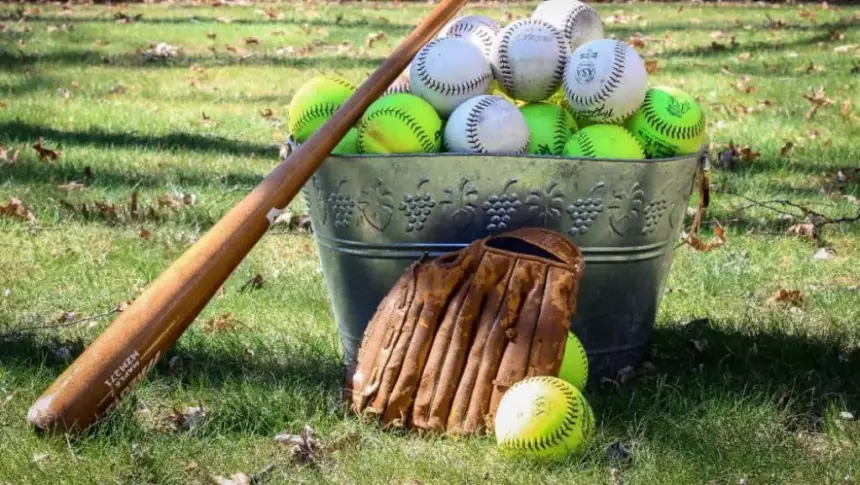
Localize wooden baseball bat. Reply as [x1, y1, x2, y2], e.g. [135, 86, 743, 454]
[27, 0, 468, 433]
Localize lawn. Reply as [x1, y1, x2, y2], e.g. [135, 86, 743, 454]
[1, 0, 859, 483]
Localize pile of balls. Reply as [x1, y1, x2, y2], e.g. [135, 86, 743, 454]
[287, 0, 707, 161]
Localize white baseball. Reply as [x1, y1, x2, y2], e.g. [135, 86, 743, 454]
[490, 19, 568, 103]
[385, 67, 411, 95]
[532, 0, 604, 51]
[411, 37, 493, 118]
[437, 15, 501, 61]
[563, 39, 647, 124]
[444, 95, 530, 155]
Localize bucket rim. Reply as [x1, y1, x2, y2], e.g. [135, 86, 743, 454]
[323, 147, 705, 164]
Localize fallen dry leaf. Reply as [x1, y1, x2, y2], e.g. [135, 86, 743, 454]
[114, 12, 143, 24]
[275, 424, 319, 464]
[185, 461, 199, 472]
[33, 138, 60, 162]
[787, 223, 817, 241]
[733, 76, 756, 94]
[644, 59, 659, 74]
[738, 145, 761, 162]
[57, 86, 70, 99]
[206, 32, 217, 40]
[116, 300, 133, 312]
[202, 313, 242, 334]
[57, 181, 86, 191]
[840, 100, 856, 121]
[139, 228, 151, 240]
[0, 197, 36, 223]
[780, 141, 794, 157]
[738, 52, 753, 61]
[239, 274, 265, 292]
[260, 108, 274, 119]
[834, 44, 858, 54]
[796, 61, 824, 73]
[243, 36, 260, 46]
[169, 405, 208, 431]
[143, 42, 180, 60]
[215, 16, 233, 24]
[802, 87, 834, 121]
[366, 31, 387, 48]
[0, 144, 20, 165]
[682, 225, 727, 252]
[628, 35, 646, 49]
[769, 288, 805, 307]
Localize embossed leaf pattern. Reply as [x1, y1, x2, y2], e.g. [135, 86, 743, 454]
[441, 177, 479, 231]
[359, 179, 394, 231]
[526, 181, 565, 227]
[608, 182, 646, 236]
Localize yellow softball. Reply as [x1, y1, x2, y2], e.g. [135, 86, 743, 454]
[287, 75, 356, 143]
[495, 376, 595, 460]
[558, 331, 588, 391]
[356, 93, 443, 154]
[623, 86, 706, 158]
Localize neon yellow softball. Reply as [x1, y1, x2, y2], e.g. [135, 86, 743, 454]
[558, 331, 588, 391]
[623, 86, 706, 158]
[287, 76, 356, 143]
[495, 376, 594, 460]
[519, 102, 578, 155]
[356, 93, 443, 154]
[563, 124, 645, 160]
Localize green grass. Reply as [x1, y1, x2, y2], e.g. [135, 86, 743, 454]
[1, 1, 859, 483]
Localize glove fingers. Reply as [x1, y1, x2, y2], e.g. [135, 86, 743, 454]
[525, 267, 578, 378]
[381, 247, 480, 428]
[409, 278, 473, 431]
[447, 258, 535, 435]
[351, 267, 417, 413]
[486, 262, 549, 428]
[413, 251, 513, 432]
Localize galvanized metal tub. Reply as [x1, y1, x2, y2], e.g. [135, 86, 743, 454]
[298, 149, 705, 382]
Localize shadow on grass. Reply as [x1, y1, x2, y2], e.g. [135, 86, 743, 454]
[3, 316, 858, 441]
[18, 14, 415, 33]
[0, 50, 386, 70]
[0, 121, 276, 159]
[591, 321, 860, 434]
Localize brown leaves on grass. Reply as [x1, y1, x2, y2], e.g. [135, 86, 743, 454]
[682, 224, 727, 252]
[732, 76, 756, 94]
[0, 197, 36, 223]
[158, 193, 197, 209]
[366, 31, 386, 48]
[768, 288, 805, 307]
[644, 59, 659, 74]
[243, 36, 260, 46]
[169, 405, 208, 431]
[780, 140, 794, 157]
[256, 5, 284, 20]
[738, 52, 753, 62]
[275, 424, 319, 464]
[114, 12, 143, 24]
[33, 138, 60, 162]
[717, 142, 760, 170]
[0, 144, 20, 165]
[802, 87, 834, 121]
[796, 61, 824, 73]
[202, 313, 243, 334]
[628, 35, 646, 49]
[839, 100, 859, 122]
[787, 223, 818, 242]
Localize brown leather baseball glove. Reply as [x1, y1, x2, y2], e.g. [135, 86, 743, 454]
[347, 227, 585, 436]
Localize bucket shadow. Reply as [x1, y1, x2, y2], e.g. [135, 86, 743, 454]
[590, 320, 860, 434]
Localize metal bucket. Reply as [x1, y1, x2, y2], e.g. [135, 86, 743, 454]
[298, 147, 705, 382]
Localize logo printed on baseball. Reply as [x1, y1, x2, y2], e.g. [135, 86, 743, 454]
[575, 61, 596, 84]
